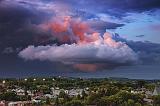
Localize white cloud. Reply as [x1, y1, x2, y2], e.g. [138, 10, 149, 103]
[19, 32, 138, 65]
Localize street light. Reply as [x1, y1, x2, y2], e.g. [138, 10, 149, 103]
[2, 80, 5, 84]
[24, 78, 27, 81]
[33, 78, 36, 81]
[43, 79, 45, 81]
[2, 80, 5, 87]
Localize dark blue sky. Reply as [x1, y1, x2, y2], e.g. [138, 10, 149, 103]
[0, 0, 160, 78]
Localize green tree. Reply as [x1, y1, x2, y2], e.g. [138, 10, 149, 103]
[153, 95, 160, 105]
[59, 90, 66, 98]
[0, 91, 19, 101]
[81, 90, 87, 99]
[46, 97, 50, 105]
[135, 102, 142, 106]
[137, 80, 146, 88]
[106, 87, 119, 96]
[86, 93, 101, 105]
[77, 94, 81, 100]
[64, 100, 84, 106]
[55, 97, 59, 106]
[127, 99, 135, 106]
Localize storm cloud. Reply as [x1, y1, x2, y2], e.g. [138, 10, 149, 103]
[0, 0, 125, 53]
[0, 0, 54, 53]
[0, 0, 160, 76]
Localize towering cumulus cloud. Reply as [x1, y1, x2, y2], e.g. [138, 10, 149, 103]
[19, 16, 138, 71]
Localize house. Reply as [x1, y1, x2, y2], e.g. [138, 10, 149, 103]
[12, 88, 25, 96]
[0, 101, 5, 106]
[68, 89, 83, 97]
[32, 98, 41, 103]
[143, 98, 153, 105]
[16, 89, 25, 96]
[8, 101, 33, 106]
[51, 87, 87, 97]
[44, 94, 54, 99]
[131, 88, 146, 94]
[145, 90, 152, 98]
[153, 85, 160, 96]
[131, 90, 140, 94]
[51, 87, 61, 96]
[27, 90, 34, 96]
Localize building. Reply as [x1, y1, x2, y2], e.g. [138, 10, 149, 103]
[0, 101, 5, 106]
[8, 101, 33, 106]
[68, 89, 83, 97]
[143, 98, 153, 105]
[153, 85, 160, 96]
[12, 88, 25, 96]
[32, 98, 41, 104]
[27, 90, 34, 96]
[51, 87, 61, 96]
[145, 90, 152, 98]
[51, 87, 87, 97]
[44, 94, 54, 99]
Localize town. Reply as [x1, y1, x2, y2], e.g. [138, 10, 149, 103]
[0, 77, 160, 106]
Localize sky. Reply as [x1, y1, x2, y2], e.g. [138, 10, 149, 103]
[0, 0, 160, 78]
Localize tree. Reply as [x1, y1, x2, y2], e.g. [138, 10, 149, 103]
[135, 102, 142, 106]
[96, 91, 144, 106]
[77, 94, 81, 100]
[86, 93, 100, 105]
[59, 90, 66, 98]
[105, 87, 119, 96]
[116, 90, 143, 104]
[64, 100, 84, 106]
[59, 90, 69, 101]
[81, 90, 87, 99]
[98, 88, 106, 97]
[153, 95, 160, 105]
[55, 97, 59, 106]
[127, 99, 135, 106]
[37, 85, 51, 94]
[0, 91, 19, 101]
[137, 80, 146, 88]
[96, 98, 108, 106]
[46, 97, 50, 105]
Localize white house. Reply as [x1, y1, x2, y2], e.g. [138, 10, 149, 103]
[27, 90, 34, 96]
[32, 98, 41, 103]
[51, 87, 61, 96]
[44, 94, 54, 98]
[68, 89, 83, 97]
[11, 88, 25, 96]
[8, 101, 32, 106]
